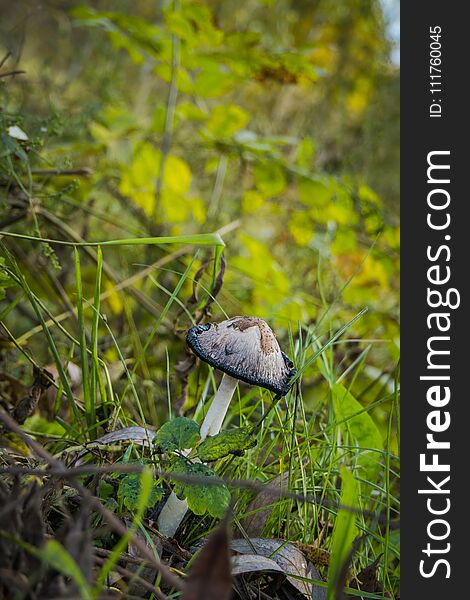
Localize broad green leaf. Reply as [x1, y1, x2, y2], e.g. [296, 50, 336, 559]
[298, 177, 331, 207]
[119, 143, 192, 216]
[232, 233, 290, 300]
[197, 428, 256, 462]
[117, 473, 163, 511]
[331, 229, 358, 254]
[118, 142, 159, 214]
[193, 62, 236, 97]
[42, 540, 92, 600]
[205, 105, 249, 138]
[22, 414, 66, 437]
[327, 467, 359, 600]
[182, 3, 223, 46]
[71, 8, 163, 59]
[254, 162, 286, 197]
[163, 155, 192, 194]
[164, 11, 193, 40]
[172, 459, 230, 518]
[154, 417, 201, 452]
[176, 101, 208, 122]
[332, 383, 383, 480]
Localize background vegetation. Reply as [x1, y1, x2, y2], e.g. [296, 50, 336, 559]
[0, 1, 399, 598]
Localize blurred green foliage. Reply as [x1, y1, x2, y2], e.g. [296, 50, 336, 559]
[1, 0, 399, 423]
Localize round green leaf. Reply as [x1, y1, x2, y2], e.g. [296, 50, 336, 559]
[117, 473, 164, 512]
[171, 460, 230, 519]
[153, 417, 201, 452]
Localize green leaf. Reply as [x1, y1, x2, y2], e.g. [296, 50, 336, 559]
[297, 177, 331, 207]
[332, 383, 383, 481]
[205, 105, 249, 138]
[171, 459, 230, 518]
[193, 62, 236, 98]
[254, 162, 286, 197]
[98, 479, 115, 500]
[117, 472, 163, 511]
[153, 417, 201, 452]
[327, 467, 359, 600]
[42, 540, 93, 600]
[197, 428, 256, 462]
[22, 414, 66, 437]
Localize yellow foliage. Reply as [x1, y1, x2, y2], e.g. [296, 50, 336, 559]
[335, 252, 389, 290]
[289, 210, 313, 246]
[104, 281, 124, 315]
[242, 190, 265, 213]
[205, 104, 250, 138]
[119, 143, 194, 221]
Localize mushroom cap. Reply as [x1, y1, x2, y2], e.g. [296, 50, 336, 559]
[186, 316, 296, 396]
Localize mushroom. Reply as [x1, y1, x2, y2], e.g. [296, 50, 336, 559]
[187, 316, 295, 438]
[157, 316, 295, 537]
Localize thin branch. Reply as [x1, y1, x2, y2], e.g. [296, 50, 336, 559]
[153, 0, 180, 221]
[0, 70, 26, 78]
[0, 51, 12, 69]
[94, 555, 168, 599]
[31, 168, 93, 177]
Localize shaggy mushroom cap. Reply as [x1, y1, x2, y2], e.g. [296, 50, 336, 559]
[186, 316, 296, 395]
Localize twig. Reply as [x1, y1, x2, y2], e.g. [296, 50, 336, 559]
[0, 52, 12, 70]
[31, 168, 93, 177]
[0, 70, 26, 78]
[94, 555, 167, 599]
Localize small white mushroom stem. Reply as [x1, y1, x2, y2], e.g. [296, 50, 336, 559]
[157, 373, 238, 537]
[156, 493, 189, 537]
[199, 374, 238, 440]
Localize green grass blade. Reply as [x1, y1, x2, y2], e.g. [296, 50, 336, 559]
[327, 467, 359, 600]
[42, 539, 93, 600]
[74, 248, 92, 430]
[0, 230, 225, 249]
[89, 245, 103, 435]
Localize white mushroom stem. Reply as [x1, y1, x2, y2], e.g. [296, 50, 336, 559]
[199, 374, 238, 439]
[157, 373, 238, 537]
